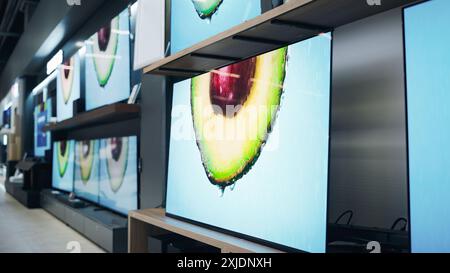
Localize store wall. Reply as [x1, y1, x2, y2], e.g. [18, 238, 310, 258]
[328, 8, 408, 229]
[139, 74, 168, 209]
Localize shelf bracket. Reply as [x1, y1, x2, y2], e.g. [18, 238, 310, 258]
[270, 19, 332, 33]
[232, 35, 286, 46]
[190, 53, 241, 62]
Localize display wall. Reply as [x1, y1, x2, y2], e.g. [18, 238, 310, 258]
[167, 34, 331, 253]
[405, 0, 450, 253]
[328, 8, 408, 229]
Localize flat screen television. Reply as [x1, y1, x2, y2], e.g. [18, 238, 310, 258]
[34, 99, 52, 157]
[171, 0, 261, 54]
[52, 140, 75, 193]
[85, 8, 131, 111]
[3, 107, 11, 129]
[99, 136, 138, 215]
[405, 0, 450, 253]
[57, 52, 81, 122]
[74, 139, 100, 203]
[166, 34, 331, 252]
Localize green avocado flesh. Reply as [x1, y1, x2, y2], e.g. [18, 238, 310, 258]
[106, 137, 128, 193]
[191, 0, 223, 19]
[191, 47, 288, 188]
[78, 141, 94, 184]
[93, 15, 119, 87]
[57, 141, 70, 178]
[61, 57, 74, 105]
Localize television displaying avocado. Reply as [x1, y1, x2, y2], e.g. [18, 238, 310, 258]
[167, 34, 331, 253]
[56, 52, 80, 122]
[52, 140, 75, 193]
[99, 136, 138, 215]
[74, 140, 100, 203]
[192, 47, 287, 188]
[171, 0, 261, 54]
[34, 99, 52, 157]
[85, 8, 131, 111]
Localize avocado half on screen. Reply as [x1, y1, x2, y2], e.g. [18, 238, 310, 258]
[60, 57, 75, 105]
[191, 0, 223, 19]
[91, 15, 120, 87]
[77, 140, 95, 185]
[105, 137, 129, 193]
[191, 47, 288, 190]
[57, 141, 70, 178]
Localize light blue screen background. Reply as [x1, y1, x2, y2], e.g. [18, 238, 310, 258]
[57, 53, 80, 122]
[34, 99, 52, 157]
[405, 0, 450, 253]
[74, 140, 100, 203]
[99, 136, 138, 215]
[52, 141, 75, 193]
[171, 0, 261, 54]
[167, 35, 331, 253]
[85, 9, 131, 111]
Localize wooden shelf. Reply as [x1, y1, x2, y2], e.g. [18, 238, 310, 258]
[144, 0, 418, 78]
[44, 103, 140, 133]
[129, 208, 284, 253]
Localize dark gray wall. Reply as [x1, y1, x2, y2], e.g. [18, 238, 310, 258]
[139, 74, 168, 209]
[328, 8, 408, 229]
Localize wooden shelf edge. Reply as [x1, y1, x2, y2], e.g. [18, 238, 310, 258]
[129, 208, 284, 253]
[143, 0, 314, 75]
[44, 103, 140, 133]
[143, 0, 419, 78]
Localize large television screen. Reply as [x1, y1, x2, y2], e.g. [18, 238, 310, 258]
[171, 0, 261, 54]
[405, 0, 450, 253]
[57, 53, 81, 121]
[85, 8, 131, 111]
[34, 99, 52, 157]
[52, 140, 75, 192]
[74, 140, 100, 203]
[166, 35, 331, 252]
[99, 136, 138, 215]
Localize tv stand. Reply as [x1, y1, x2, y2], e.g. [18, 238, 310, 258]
[41, 189, 128, 253]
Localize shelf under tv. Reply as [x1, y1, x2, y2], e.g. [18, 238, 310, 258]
[129, 208, 284, 253]
[143, 0, 418, 78]
[43, 103, 140, 133]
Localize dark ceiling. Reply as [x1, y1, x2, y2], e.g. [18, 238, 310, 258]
[0, 0, 39, 76]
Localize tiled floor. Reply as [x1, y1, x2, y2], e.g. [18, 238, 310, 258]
[0, 177, 105, 253]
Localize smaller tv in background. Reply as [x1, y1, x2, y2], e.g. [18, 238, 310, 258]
[74, 139, 100, 203]
[52, 140, 75, 193]
[34, 99, 52, 157]
[85, 8, 131, 111]
[3, 107, 11, 129]
[57, 53, 81, 122]
[99, 136, 138, 215]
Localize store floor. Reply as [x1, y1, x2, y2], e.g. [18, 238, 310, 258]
[0, 176, 105, 253]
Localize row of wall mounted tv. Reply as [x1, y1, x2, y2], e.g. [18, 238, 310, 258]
[165, 0, 450, 253]
[52, 136, 139, 216]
